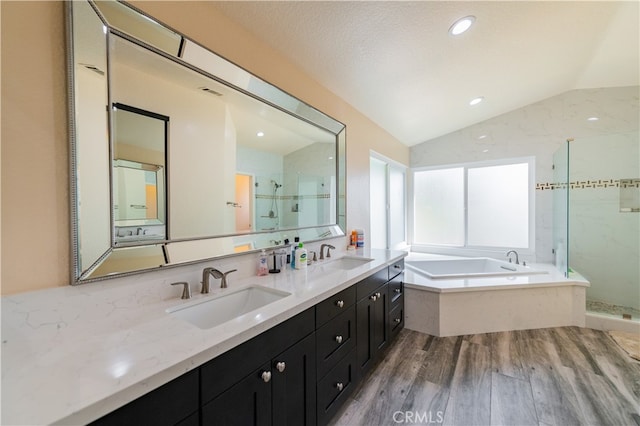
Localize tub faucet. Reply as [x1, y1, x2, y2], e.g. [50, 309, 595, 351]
[319, 244, 336, 260]
[201, 267, 238, 292]
[506, 250, 519, 265]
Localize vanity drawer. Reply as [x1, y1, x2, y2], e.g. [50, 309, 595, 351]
[389, 300, 404, 341]
[389, 258, 404, 280]
[388, 272, 404, 307]
[316, 306, 356, 379]
[316, 348, 358, 426]
[316, 285, 356, 328]
[356, 268, 388, 300]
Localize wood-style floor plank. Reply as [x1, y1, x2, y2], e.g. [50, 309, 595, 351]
[490, 372, 537, 426]
[443, 341, 491, 426]
[491, 330, 527, 380]
[330, 327, 640, 426]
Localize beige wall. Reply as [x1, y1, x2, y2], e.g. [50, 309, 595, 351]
[0, 1, 408, 295]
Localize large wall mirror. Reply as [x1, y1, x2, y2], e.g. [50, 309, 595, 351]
[68, 0, 346, 283]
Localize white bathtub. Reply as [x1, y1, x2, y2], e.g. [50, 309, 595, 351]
[402, 254, 589, 336]
[405, 257, 547, 279]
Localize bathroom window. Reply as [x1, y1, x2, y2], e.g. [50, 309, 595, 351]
[412, 157, 534, 252]
[370, 153, 407, 250]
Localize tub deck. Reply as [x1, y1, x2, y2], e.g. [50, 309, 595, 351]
[404, 254, 589, 337]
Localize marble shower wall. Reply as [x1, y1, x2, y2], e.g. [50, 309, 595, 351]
[569, 133, 639, 310]
[410, 86, 639, 263]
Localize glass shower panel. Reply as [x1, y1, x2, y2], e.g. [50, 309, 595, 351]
[569, 131, 640, 321]
[552, 141, 569, 276]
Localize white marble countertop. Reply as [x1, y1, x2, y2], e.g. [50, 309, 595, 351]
[1, 248, 406, 425]
[403, 252, 589, 293]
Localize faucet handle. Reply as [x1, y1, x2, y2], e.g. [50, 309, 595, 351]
[171, 281, 191, 299]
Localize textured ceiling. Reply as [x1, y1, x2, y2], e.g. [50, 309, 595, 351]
[213, 1, 639, 146]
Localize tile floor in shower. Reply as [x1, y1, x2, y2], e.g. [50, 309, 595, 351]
[587, 299, 640, 321]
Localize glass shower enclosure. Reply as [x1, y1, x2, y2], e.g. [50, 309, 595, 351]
[555, 131, 639, 322]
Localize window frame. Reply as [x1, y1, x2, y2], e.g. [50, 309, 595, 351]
[410, 156, 536, 258]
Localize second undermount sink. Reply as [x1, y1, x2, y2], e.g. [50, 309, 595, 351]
[167, 286, 291, 330]
[324, 256, 374, 270]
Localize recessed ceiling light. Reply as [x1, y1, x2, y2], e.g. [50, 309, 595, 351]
[587, 117, 599, 121]
[469, 96, 484, 106]
[478, 135, 487, 140]
[328, 156, 334, 160]
[482, 149, 489, 153]
[257, 131, 265, 137]
[449, 15, 476, 36]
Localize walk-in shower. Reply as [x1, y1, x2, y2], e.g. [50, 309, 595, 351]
[554, 130, 640, 324]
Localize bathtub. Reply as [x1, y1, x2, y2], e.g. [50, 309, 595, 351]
[402, 254, 589, 336]
[405, 257, 548, 279]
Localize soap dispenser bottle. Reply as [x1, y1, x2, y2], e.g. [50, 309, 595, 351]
[257, 249, 269, 276]
[295, 243, 307, 270]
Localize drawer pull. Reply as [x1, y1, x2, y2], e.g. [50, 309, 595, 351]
[394, 318, 402, 323]
[336, 300, 344, 308]
[335, 335, 343, 344]
[375, 292, 381, 299]
[394, 288, 402, 294]
[261, 371, 271, 383]
[394, 264, 402, 269]
[276, 361, 286, 373]
[370, 294, 377, 302]
[336, 382, 344, 392]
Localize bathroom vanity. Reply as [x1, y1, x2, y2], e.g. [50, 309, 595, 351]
[1, 250, 406, 425]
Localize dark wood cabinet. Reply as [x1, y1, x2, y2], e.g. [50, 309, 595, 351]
[272, 333, 317, 426]
[202, 333, 317, 426]
[356, 282, 389, 377]
[90, 369, 199, 426]
[316, 348, 358, 426]
[202, 362, 272, 426]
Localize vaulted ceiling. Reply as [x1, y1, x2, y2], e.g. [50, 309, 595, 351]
[213, 1, 639, 146]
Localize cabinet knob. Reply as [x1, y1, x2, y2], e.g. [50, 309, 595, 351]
[394, 318, 402, 323]
[375, 292, 381, 299]
[336, 382, 344, 392]
[261, 371, 271, 383]
[394, 264, 401, 269]
[336, 300, 344, 308]
[276, 361, 286, 373]
[394, 288, 402, 294]
[370, 295, 377, 302]
[335, 335, 343, 344]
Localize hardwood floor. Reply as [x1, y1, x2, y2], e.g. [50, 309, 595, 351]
[330, 327, 640, 426]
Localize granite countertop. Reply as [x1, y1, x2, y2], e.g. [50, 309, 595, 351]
[1, 249, 407, 425]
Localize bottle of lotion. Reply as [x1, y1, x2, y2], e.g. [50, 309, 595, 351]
[257, 249, 269, 276]
[294, 243, 307, 270]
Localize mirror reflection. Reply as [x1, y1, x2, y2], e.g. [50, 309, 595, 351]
[69, 0, 346, 283]
[112, 103, 167, 244]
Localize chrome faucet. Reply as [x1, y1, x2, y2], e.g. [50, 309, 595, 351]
[319, 244, 336, 260]
[506, 250, 519, 265]
[201, 267, 238, 292]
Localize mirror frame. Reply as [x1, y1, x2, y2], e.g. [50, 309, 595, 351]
[67, 0, 346, 284]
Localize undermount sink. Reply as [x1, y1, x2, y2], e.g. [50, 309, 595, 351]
[167, 286, 291, 329]
[324, 256, 374, 270]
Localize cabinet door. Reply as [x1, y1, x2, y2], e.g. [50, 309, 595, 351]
[356, 283, 388, 377]
[202, 363, 272, 426]
[272, 333, 317, 426]
[90, 369, 198, 426]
